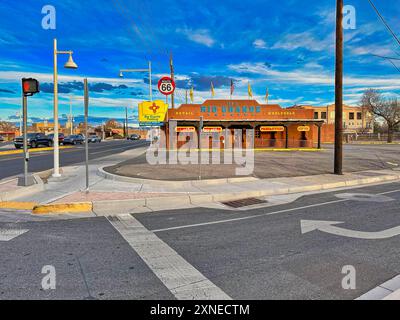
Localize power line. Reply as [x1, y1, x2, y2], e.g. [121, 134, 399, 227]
[367, 0, 400, 48]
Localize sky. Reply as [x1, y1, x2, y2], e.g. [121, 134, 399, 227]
[0, 0, 400, 124]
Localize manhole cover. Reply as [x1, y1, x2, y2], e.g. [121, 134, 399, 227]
[222, 197, 268, 208]
[335, 193, 394, 202]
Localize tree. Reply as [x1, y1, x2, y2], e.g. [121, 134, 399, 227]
[105, 119, 121, 129]
[0, 121, 15, 132]
[360, 89, 400, 143]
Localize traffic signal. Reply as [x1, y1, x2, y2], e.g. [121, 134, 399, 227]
[22, 78, 40, 96]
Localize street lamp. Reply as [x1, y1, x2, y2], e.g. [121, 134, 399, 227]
[53, 38, 78, 178]
[119, 61, 152, 101]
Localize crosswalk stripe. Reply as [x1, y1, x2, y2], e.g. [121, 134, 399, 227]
[108, 214, 231, 300]
[0, 229, 29, 241]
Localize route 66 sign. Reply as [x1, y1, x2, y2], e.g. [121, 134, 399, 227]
[158, 76, 175, 96]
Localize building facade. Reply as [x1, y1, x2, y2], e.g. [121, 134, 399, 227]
[162, 100, 334, 149]
[291, 104, 374, 133]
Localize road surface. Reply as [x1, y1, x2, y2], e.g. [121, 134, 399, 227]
[1, 181, 400, 299]
[0, 139, 149, 180]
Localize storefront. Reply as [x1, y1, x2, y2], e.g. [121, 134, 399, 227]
[161, 100, 332, 149]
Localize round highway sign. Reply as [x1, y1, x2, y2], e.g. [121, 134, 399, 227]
[158, 76, 175, 96]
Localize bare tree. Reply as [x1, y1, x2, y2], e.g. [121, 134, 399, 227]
[360, 89, 400, 143]
[0, 121, 15, 132]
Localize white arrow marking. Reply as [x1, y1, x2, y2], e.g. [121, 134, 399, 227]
[301, 220, 400, 240]
[0, 229, 29, 241]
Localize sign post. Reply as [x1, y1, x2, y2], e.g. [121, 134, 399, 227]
[19, 78, 40, 187]
[84, 78, 89, 192]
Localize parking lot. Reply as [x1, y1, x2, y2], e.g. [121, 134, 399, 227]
[105, 143, 400, 180]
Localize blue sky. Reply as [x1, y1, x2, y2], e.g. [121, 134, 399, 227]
[0, 0, 400, 123]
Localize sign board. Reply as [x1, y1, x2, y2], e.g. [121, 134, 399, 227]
[138, 100, 168, 126]
[203, 126, 223, 133]
[158, 76, 176, 96]
[260, 126, 285, 132]
[297, 126, 310, 132]
[175, 126, 196, 133]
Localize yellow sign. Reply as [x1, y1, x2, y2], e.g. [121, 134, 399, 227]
[203, 126, 223, 133]
[176, 126, 196, 133]
[297, 126, 310, 132]
[260, 126, 285, 132]
[139, 100, 168, 123]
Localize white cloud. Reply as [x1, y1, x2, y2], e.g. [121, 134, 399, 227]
[176, 28, 215, 47]
[271, 31, 334, 52]
[228, 62, 400, 95]
[253, 39, 267, 49]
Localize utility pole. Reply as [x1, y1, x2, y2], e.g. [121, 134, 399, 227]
[170, 53, 175, 109]
[334, 0, 343, 175]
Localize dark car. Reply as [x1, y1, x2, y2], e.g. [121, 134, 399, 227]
[14, 133, 53, 149]
[88, 135, 102, 143]
[47, 133, 65, 145]
[63, 135, 84, 145]
[127, 134, 141, 140]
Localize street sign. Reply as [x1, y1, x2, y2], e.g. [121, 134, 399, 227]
[158, 76, 175, 96]
[22, 78, 39, 97]
[139, 100, 168, 124]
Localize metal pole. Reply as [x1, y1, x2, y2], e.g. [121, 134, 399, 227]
[334, 0, 343, 174]
[198, 116, 203, 180]
[69, 95, 73, 135]
[22, 95, 28, 186]
[125, 106, 129, 138]
[84, 78, 89, 191]
[170, 53, 175, 109]
[149, 61, 152, 101]
[53, 38, 61, 177]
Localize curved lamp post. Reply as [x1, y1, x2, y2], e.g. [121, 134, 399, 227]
[53, 38, 78, 177]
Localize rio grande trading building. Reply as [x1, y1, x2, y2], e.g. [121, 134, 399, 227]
[162, 100, 334, 149]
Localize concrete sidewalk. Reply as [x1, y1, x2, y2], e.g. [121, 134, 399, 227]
[1, 144, 400, 215]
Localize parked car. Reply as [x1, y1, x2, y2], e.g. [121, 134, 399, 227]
[14, 133, 53, 149]
[127, 134, 141, 140]
[0, 135, 4, 142]
[47, 133, 65, 145]
[63, 135, 84, 145]
[88, 135, 102, 143]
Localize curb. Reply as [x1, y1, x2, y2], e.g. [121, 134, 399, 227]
[356, 275, 400, 300]
[0, 201, 38, 210]
[0, 146, 72, 157]
[0, 174, 44, 201]
[3, 171, 400, 216]
[32, 202, 93, 215]
[98, 166, 260, 187]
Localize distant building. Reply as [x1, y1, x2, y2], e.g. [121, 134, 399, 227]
[290, 104, 374, 133]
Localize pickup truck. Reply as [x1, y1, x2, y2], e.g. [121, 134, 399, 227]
[14, 133, 53, 149]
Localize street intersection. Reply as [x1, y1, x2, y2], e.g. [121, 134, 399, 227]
[1, 181, 400, 300]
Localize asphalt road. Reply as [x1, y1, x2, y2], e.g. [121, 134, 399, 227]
[1, 181, 400, 299]
[0, 139, 149, 180]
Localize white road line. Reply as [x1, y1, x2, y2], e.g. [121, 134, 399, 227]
[0, 229, 29, 241]
[151, 188, 400, 233]
[108, 214, 231, 300]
